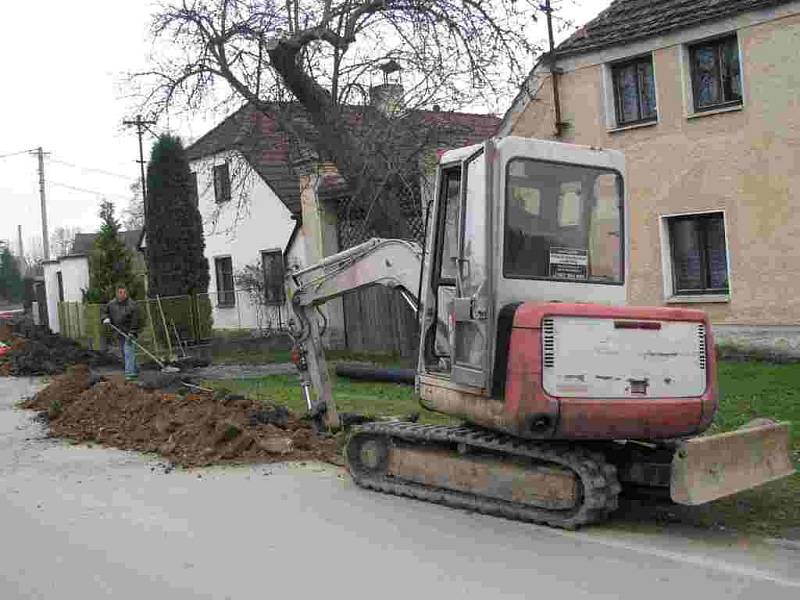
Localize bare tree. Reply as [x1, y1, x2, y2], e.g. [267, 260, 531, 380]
[25, 236, 45, 266]
[234, 260, 286, 335]
[50, 226, 83, 259]
[121, 181, 145, 231]
[133, 0, 556, 239]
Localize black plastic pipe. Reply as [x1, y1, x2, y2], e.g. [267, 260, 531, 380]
[335, 362, 415, 385]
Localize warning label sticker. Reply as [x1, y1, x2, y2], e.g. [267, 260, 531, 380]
[549, 247, 588, 280]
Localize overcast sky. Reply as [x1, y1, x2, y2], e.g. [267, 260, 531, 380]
[0, 0, 612, 259]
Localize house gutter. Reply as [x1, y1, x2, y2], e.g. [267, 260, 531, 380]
[544, 0, 564, 138]
[284, 214, 302, 261]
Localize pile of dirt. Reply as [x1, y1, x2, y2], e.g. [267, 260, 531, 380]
[23, 366, 339, 467]
[0, 317, 116, 376]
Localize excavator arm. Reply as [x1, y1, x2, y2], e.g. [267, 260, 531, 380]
[285, 238, 424, 430]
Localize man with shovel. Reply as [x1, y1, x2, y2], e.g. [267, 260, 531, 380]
[101, 284, 139, 380]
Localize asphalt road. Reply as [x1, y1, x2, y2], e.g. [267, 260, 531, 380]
[1, 376, 799, 600]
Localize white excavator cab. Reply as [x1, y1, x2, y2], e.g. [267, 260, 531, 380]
[418, 137, 629, 391]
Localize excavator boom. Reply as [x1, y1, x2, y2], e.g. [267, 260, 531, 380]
[285, 238, 423, 428]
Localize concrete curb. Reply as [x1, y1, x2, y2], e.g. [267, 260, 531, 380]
[764, 537, 800, 551]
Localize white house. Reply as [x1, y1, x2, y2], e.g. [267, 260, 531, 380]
[185, 104, 310, 336]
[190, 152, 306, 332]
[42, 255, 89, 333]
[185, 101, 499, 352]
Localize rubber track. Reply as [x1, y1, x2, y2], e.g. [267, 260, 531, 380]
[346, 422, 622, 529]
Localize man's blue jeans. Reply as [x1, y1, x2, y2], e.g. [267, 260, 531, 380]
[117, 335, 138, 378]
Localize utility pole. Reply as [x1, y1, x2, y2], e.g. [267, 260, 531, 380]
[123, 114, 156, 221]
[17, 225, 24, 258]
[30, 147, 50, 260]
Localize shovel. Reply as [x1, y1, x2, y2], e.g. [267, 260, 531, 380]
[107, 322, 180, 373]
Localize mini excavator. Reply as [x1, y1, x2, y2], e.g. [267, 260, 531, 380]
[285, 137, 794, 528]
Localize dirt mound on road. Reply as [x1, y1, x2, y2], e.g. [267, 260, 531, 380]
[24, 364, 94, 417]
[22, 366, 338, 467]
[0, 317, 116, 376]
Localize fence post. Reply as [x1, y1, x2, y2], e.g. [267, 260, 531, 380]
[144, 298, 160, 355]
[77, 302, 84, 342]
[236, 290, 242, 330]
[190, 294, 199, 344]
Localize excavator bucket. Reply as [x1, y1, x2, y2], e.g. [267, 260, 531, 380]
[671, 421, 795, 505]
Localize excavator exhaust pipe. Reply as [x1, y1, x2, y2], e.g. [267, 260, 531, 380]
[670, 420, 794, 505]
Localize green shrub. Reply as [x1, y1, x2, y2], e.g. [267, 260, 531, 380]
[48, 399, 62, 420]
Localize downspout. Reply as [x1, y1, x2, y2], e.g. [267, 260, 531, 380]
[283, 214, 302, 260]
[544, 0, 564, 138]
[283, 214, 303, 331]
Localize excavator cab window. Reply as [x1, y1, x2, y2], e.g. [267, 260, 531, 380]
[504, 159, 623, 284]
[427, 166, 462, 368]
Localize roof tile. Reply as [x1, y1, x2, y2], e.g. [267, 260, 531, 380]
[557, 0, 794, 56]
[186, 103, 499, 214]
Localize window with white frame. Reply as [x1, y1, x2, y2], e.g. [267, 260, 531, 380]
[611, 54, 657, 126]
[689, 34, 742, 112]
[214, 256, 236, 307]
[665, 212, 729, 296]
[213, 163, 231, 204]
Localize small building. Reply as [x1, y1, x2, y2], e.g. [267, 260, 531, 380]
[42, 230, 144, 333]
[501, 0, 800, 351]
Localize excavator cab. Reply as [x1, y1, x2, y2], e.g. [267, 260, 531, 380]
[419, 138, 627, 393]
[416, 139, 726, 441]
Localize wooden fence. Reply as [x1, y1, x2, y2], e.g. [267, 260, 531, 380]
[341, 286, 419, 358]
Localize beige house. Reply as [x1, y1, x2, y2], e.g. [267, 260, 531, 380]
[501, 0, 800, 351]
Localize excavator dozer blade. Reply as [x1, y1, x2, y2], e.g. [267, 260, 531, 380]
[671, 421, 795, 505]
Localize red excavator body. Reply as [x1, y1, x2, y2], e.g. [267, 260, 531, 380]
[503, 302, 717, 441]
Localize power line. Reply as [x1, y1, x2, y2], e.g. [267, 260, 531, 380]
[50, 181, 130, 200]
[0, 148, 36, 160]
[49, 157, 133, 181]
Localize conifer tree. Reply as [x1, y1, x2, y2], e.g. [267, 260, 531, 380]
[144, 135, 209, 297]
[0, 247, 23, 302]
[86, 200, 143, 303]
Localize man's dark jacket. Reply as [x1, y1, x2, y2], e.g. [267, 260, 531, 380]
[100, 298, 139, 336]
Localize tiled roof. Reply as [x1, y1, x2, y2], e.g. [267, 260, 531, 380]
[557, 0, 793, 56]
[185, 102, 499, 214]
[70, 230, 143, 256]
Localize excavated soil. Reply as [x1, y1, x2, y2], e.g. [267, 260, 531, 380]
[0, 318, 116, 376]
[23, 366, 340, 467]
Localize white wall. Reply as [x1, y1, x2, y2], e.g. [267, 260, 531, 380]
[192, 152, 306, 332]
[42, 261, 60, 333]
[42, 255, 89, 333]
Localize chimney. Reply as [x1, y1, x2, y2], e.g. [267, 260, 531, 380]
[370, 59, 404, 116]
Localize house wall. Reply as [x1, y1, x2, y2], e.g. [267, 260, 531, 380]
[42, 255, 89, 333]
[298, 163, 430, 357]
[193, 153, 306, 332]
[507, 9, 800, 339]
[298, 170, 347, 349]
[42, 262, 60, 332]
